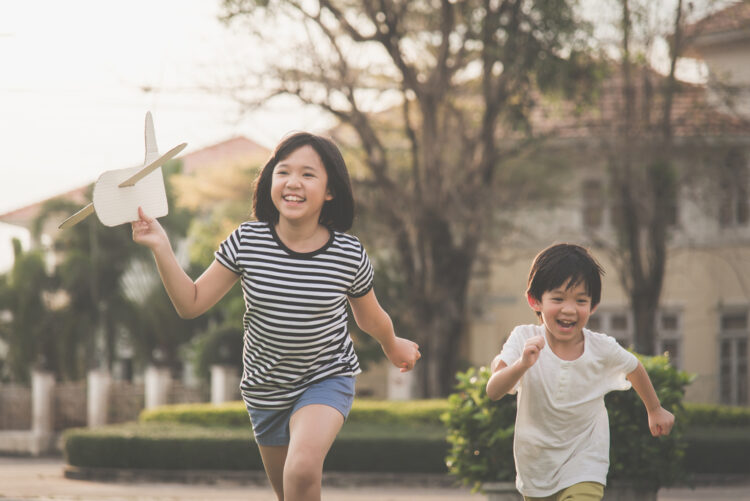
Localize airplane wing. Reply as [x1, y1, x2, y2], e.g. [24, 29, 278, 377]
[58, 203, 95, 230]
[118, 142, 187, 188]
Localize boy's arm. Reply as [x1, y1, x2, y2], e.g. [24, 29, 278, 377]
[348, 289, 420, 372]
[486, 335, 544, 400]
[626, 361, 675, 437]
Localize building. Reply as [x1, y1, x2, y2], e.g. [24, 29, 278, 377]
[465, 2, 750, 406]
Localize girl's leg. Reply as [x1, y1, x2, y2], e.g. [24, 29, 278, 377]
[283, 404, 345, 501]
[257, 444, 288, 501]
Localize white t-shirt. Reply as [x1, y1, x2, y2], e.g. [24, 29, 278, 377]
[497, 324, 639, 497]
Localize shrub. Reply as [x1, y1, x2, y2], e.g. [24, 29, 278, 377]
[605, 354, 693, 490]
[444, 355, 693, 492]
[63, 421, 449, 473]
[443, 366, 516, 491]
[683, 402, 750, 427]
[140, 402, 249, 427]
[140, 399, 450, 427]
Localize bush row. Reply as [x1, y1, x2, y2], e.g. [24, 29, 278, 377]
[139, 398, 450, 427]
[62, 421, 750, 476]
[140, 398, 750, 429]
[64, 422, 448, 473]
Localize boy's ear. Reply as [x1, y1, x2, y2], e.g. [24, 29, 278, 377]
[527, 293, 542, 312]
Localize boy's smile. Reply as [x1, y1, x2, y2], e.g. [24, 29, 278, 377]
[528, 279, 596, 353]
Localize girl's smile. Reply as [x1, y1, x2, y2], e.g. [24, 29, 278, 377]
[271, 145, 332, 225]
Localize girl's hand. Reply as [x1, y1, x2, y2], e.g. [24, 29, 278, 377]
[383, 337, 421, 373]
[520, 335, 545, 368]
[648, 406, 675, 437]
[131, 207, 169, 251]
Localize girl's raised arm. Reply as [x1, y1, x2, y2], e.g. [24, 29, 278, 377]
[132, 207, 239, 319]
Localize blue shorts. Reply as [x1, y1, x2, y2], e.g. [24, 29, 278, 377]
[245, 375, 356, 446]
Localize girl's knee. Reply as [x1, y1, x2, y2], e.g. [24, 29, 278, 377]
[284, 455, 322, 491]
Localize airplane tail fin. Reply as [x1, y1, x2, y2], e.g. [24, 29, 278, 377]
[144, 111, 159, 165]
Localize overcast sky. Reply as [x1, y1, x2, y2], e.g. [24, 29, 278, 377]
[0, 0, 335, 271]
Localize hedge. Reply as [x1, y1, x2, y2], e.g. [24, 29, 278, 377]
[65, 398, 750, 476]
[64, 421, 449, 473]
[139, 399, 450, 427]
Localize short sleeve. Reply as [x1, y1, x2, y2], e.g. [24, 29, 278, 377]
[214, 226, 242, 275]
[599, 334, 639, 392]
[497, 326, 529, 394]
[347, 243, 374, 297]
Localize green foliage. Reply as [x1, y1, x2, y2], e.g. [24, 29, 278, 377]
[64, 423, 261, 470]
[444, 357, 693, 492]
[0, 239, 57, 381]
[140, 402, 250, 428]
[606, 354, 693, 490]
[683, 402, 750, 427]
[187, 323, 244, 382]
[63, 421, 449, 473]
[443, 367, 516, 491]
[684, 427, 750, 474]
[140, 398, 450, 427]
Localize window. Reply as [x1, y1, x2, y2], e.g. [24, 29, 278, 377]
[656, 310, 682, 369]
[587, 309, 633, 347]
[719, 150, 749, 227]
[719, 310, 749, 406]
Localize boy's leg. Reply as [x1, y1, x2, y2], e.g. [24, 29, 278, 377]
[257, 445, 288, 500]
[283, 404, 345, 501]
[523, 482, 604, 501]
[557, 482, 604, 501]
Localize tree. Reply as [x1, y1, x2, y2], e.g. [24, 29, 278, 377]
[0, 239, 58, 382]
[588, 0, 724, 355]
[221, 0, 597, 396]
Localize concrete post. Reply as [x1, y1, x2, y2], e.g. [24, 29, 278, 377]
[387, 365, 415, 400]
[144, 365, 171, 409]
[87, 369, 110, 427]
[210, 364, 239, 404]
[30, 370, 55, 455]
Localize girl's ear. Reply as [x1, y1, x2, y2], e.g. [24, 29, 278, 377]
[325, 188, 334, 201]
[527, 293, 542, 312]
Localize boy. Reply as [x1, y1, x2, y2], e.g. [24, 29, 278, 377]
[486, 243, 674, 501]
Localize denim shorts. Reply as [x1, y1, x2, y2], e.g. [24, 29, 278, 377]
[245, 375, 356, 446]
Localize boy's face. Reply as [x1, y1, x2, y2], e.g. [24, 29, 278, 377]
[527, 279, 597, 345]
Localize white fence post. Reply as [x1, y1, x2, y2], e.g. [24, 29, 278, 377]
[210, 364, 239, 404]
[87, 369, 110, 427]
[387, 365, 415, 400]
[30, 370, 55, 455]
[144, 365, 171, 409]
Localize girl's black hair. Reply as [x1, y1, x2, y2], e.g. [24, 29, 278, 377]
[526, 243, 604, 310]
[253, 132, 355, 232]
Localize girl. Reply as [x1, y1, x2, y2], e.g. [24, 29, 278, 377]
[131, 132, 421, 501]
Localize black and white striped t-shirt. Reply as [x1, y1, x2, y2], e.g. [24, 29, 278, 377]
[215, 221, 373, 409]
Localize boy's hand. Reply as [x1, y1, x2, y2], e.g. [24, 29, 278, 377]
[383, 336, 421, 372]
[520, 335, 545, 368]
[648, 406, 675, 437]
[131, 207, 169, 251]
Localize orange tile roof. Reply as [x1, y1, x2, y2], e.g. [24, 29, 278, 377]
[528, 65, 750, 140]
[685, 1, 750, 39]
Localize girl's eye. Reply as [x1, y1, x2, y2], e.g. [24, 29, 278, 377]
[303, 173, 315, 178]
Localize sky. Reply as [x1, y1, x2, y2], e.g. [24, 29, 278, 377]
[0, 0, 334, 271]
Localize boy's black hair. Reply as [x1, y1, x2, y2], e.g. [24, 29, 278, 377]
[526, 243, 604, 313]
[253, 132, 355, 232]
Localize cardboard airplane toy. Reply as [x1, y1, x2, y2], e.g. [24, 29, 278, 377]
[58, 112, 187, 229]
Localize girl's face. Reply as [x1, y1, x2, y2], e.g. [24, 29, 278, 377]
[270, 145, 333, 226]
